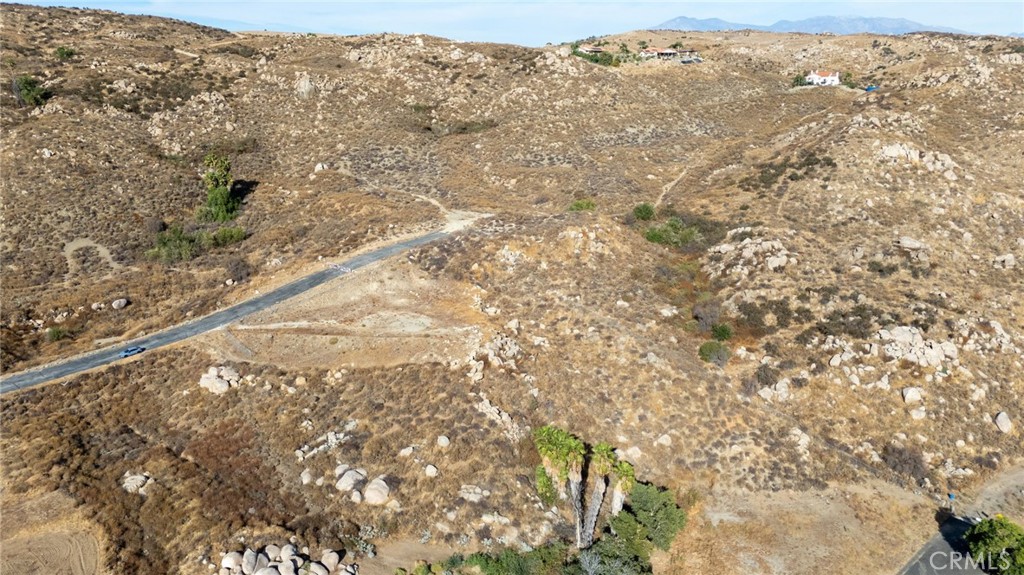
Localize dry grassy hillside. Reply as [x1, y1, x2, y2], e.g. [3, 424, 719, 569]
[2, 4, 1023, 575]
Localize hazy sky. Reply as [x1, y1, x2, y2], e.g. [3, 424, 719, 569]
[21, 1, 1024, 45]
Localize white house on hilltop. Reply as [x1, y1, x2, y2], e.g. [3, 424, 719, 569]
[806, 70, 841, 86]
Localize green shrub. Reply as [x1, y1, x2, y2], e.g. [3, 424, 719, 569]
[46, 326, 69, 342]
[698, 340, 729, 367]
[644, 217, 702, 248]
[147, 225, 201, 263]
[55, 46, 76, 60]
[632, 203, 655, 221]
[629, 483, 688, 550]
[535, 465, 557, 507]
[14, 75, 48, 106]
[569, 199, 596, 212]
[792, 74, 809, 87]
[711, 323, 732, 341]
[212, 226, 246, 247]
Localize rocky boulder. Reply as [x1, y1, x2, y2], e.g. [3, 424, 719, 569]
[111, 298, 128, 310]
[995, 412, 1013, 434]
[902, 387, 924, 404]
[363, 476, 390, 505]
[335, 468, 366, 492]
[199, 372, 230, 395]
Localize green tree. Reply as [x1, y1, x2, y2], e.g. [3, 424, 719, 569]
[581, 443, 616, 548]
[14, 75, 48, 106]
[199, 154, 240, 222]
[965, 515, 1024, 574]
[792, 74, 809, 87]
[533, 426, 617, 549]
[841, 71, 857, 89]
[629, 483, 688, 551]
[609, 460, 635, 518]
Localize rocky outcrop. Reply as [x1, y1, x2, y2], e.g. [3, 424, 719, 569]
[877, 326, 957, 368]
[217, 543, 357, 575]
[198, 366, 241, 395]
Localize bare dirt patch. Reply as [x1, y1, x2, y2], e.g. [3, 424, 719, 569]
[200, 261, 486, 370]
[0, 491, 101, 575]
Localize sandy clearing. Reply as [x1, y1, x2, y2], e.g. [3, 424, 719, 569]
[0, 491, 101, 575]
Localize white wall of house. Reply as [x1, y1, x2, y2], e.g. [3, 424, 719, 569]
[806, 71, 841, 86]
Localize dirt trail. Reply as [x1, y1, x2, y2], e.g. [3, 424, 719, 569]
[62, 237, 121, 277]
[967, 463, 1024, 519]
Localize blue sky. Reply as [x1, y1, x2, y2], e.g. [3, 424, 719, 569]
[21, 1, 1024, 45]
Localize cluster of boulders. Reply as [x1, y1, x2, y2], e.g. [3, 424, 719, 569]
[993, 253, 1016, 269]
[757, 379, 793, 403]
[877, 326, 958, 368]
[466, 333, 522, 382]
[953, 318, 1019, 355]
[557, 226, 610, 259]
[332, 465, 393, 507]
[90, 297, 128, 311]
[706, 228, 797, 279]
[295, 425, 354, 462]
[893, 236, 931, 262]
[535, 46, 583, 77]
[199, 365, 243, 395]
[474, 393, 525, 442]
[218, 544, 355, 575]
[876, 142, 964, 181]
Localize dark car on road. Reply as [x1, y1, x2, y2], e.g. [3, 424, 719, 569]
[118, 346, 145, 358]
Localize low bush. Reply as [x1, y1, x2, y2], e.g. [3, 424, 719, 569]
[755, 364, 779, 386]
[881, 444, 928, 483]
[46, 326, 69, 342]
[55, 46, 76, 60]
[535, 465, 557, 507]
[147, 226, 202, 263]
[698, 341, 729, 367]
[644, 217, 702, 249]
[569, 199, 596, 212]
[632, 203, 655, 221]
[692, 300, 721, 332]
[711, 323, 732, 341]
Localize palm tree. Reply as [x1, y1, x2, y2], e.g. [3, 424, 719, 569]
[581, 442, 615, 548]
[609, 460, 635, 518]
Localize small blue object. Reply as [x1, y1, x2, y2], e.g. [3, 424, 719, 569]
[865, 85, 879, 92]
[949, 493, 956, 500]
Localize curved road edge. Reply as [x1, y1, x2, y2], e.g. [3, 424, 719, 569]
[0, 230, 447, 395]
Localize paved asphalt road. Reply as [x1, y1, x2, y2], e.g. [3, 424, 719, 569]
[0, 231, 447, 395]
[899, 515, 987, 575]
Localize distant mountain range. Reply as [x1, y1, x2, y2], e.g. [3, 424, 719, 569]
[653, 15, 969, 36]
